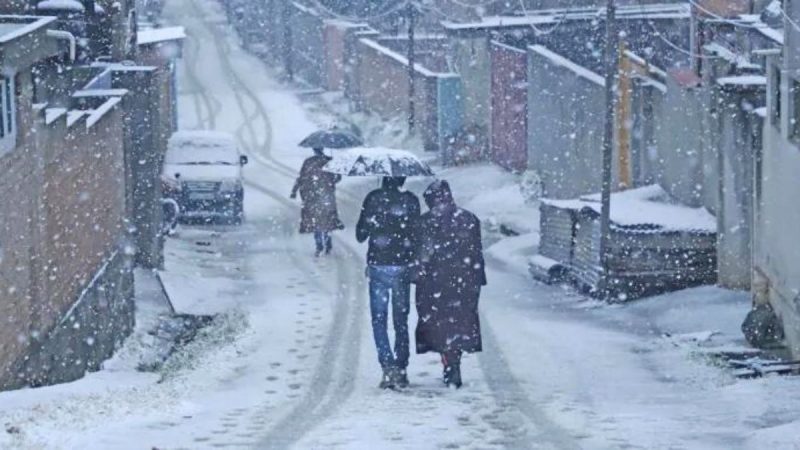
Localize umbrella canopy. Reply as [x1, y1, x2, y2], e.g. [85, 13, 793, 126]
[299, 128, 364, 149]
[324, 147, 435, 177]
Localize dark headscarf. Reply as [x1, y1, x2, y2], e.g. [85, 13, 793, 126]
[423, 180, 456, 211]
[382, 176, 407, 190]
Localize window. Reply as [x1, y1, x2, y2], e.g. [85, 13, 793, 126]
[771, 66, 781, 131]
[0, 75, 16, 155]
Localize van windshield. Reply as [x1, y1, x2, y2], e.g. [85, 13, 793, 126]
[165, 147, 238, 165]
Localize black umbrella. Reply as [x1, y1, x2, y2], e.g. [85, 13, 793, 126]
[299, 128, 364, 149]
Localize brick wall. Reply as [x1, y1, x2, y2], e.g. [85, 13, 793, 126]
[0, 71, 38, 382]
[353, 38, 441, 150]
[38, 108, 126, 331]
[0, 68, 131, 388]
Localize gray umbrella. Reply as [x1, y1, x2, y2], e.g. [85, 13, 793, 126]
[324, 147, 435, 177]
[299, 128, 364, 149]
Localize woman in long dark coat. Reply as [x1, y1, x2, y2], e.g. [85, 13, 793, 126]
[290, 148, 344, 256]
[413, 180, 486, 388]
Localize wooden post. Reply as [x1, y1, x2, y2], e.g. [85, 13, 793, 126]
[617, 41, 632, 190]
[407, 2, 416, 132]
[599, 0, 618, 297]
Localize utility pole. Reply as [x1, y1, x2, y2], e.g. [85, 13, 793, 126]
[599, 0, 618, 297]
[407, 2, 416, 132]
[282, 0, 294, 81]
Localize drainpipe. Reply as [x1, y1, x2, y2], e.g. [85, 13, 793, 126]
[47, 30, 77, 62]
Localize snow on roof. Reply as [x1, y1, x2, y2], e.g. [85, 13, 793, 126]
[624, 50, 667, 79]
[0, 16, 56, 44]
[137, 26, 186, 45]
[491, 40, 526, 54]
[716, 75, 767, 87]
[738, 14, 784, 45]
[442, 3, 690, 32]
[36, 0, 84, 12]
[73, 88, 129, 98]
[67, 110, 87, 127]
[44, 107, 67, 125]
[542, 184, 716, 233]
[86, 97, 121, 128]
[703, 43, 762, 71]
[529, 44, 604, 87]
[90, 61, 158, 72]
[358, 38, 457, 79]
[291, 1, 319, 17]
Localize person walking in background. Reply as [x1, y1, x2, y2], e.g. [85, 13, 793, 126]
[290, 147, 344, 256]
[413, 180, 486, 389]
[356, 176, 420, 389]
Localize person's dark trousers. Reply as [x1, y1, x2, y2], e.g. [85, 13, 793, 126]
[313, 231, 332, 253]
[368, 265, 410, 371]
[442, 350, 463, 388]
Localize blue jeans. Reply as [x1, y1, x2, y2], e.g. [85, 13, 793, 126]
[314, 231, 332, 252]
[368, 266, 410, 370]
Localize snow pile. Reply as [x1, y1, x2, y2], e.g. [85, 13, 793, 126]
[36, 0, 84, 12]
[542, 184, 716, 233]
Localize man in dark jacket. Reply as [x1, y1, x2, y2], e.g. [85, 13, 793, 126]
[356, 176, 420, 389]
[414, 180, 486, 388]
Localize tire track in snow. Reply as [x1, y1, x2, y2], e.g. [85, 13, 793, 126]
[181, 29, 221, 129]
[243, 179, 365, 448]
[178, 0, 365, 443]
[186, 0, 365, 206]
[479, 321, 580, 450]
[178, 2, 561, 447]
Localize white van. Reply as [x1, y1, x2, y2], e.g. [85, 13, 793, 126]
[162, 131, 248, 224]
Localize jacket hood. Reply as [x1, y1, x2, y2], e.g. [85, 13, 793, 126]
[423, 180, 456, 210]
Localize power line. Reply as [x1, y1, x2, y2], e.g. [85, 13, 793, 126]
[515, 0, 568, 36]
[633, 0, 719, 61]
[779, 3, 800, 33]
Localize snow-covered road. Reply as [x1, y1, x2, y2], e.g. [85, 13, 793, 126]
[2, 0, 800, 448]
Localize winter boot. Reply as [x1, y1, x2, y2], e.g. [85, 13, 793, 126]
[392, 368, 409, 388]
[443, 364, 462, 389]
[379, 368, 396, 390]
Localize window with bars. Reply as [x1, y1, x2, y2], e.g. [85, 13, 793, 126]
[0, 75, 16, 155]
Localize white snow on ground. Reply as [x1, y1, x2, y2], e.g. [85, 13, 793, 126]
[2, 0, 800, 448]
